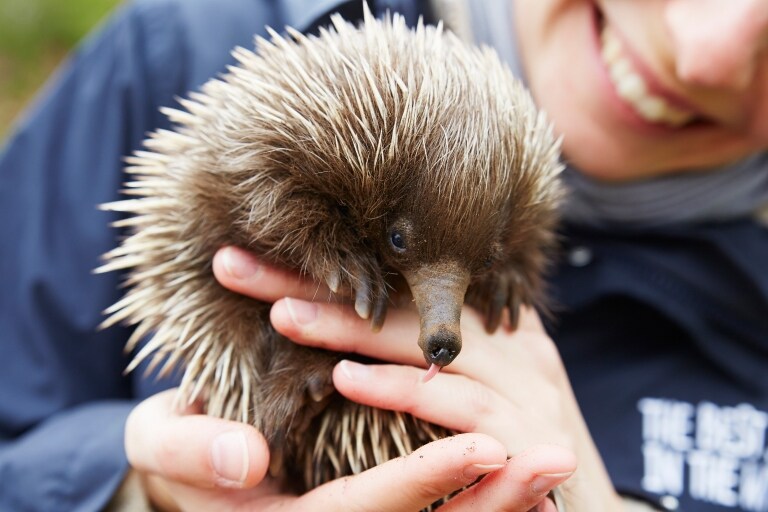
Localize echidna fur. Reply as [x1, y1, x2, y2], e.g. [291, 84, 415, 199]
[98, 6, 563, 497]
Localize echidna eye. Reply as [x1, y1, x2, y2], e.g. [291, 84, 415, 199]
[390, 230, 406, 252]
[484, 257, 493, 269]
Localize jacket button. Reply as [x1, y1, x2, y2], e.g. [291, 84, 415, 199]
[567, 246, 593, 267]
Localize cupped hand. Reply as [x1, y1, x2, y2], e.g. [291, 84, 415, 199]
[125, 389, 569, 512]
[212, 246, 622, 511]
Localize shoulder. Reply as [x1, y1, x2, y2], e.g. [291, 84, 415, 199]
[112, 0, 374, 92]
[108, 0, 283, 91]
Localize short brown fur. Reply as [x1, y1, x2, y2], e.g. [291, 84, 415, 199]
[98, 7, 563, 495]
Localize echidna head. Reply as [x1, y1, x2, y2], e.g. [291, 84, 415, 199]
[372, 168, 526, 371]
[374, 196, 504, 369]
[175, 12, 562, 373]
[381, 217, 471, 368]
[287, 15, 565, 373]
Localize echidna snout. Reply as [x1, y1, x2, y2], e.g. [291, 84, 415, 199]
[424, 328, 461, 367]
[400, 261, 471, 373]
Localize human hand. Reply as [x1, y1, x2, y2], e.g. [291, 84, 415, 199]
[212, 246, 622, 511]
[125, 389, 568, 511]
[269, 302, 620, 511]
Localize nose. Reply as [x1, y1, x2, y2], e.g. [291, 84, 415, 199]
[665, 0, 768, 89]
[423, 329, 461, 367]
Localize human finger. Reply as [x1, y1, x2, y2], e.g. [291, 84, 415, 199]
[213, 246, 334, 303]
[439, 444, 576, 512]
[125, 389, 270, 489]
[332, 360, 506, 434]
[288, 433, 507, 512]
[331, 361, 565, 451]
[270, 297, 427, 367]
[514, 305, 546, 333]
[271, 297, 546, 387]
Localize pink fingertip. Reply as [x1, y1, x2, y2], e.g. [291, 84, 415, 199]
[422, 363, 441, 383]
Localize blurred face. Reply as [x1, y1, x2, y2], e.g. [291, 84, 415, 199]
[514, 0, 768, 180]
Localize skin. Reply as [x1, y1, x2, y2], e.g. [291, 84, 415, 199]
[126, 1, 768, 510]
[126, 391, 572, 512]
[124, 251, 581, 512]
[516, 0, 768, 180]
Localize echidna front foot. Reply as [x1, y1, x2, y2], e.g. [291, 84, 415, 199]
[346, 265, 389, 331]
[258, 338, 339, 447]
[466, 269, 529, 332]
[315, 251, 388, 330]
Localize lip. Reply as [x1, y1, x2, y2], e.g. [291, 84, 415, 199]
[589, 5, 709, 132]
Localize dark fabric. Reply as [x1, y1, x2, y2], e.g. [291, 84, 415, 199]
[548, 221, 768, 511]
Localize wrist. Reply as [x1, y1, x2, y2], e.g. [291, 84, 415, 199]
[557, 388, 624, 511]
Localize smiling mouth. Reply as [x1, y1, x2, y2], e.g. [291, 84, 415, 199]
[599, 23, 698, 127]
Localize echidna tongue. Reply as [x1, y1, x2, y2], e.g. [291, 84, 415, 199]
[422, 363, 441, 383]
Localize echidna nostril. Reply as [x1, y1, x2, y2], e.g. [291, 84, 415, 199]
[424, 331, 461, 367]
[429, 347, 454, 365]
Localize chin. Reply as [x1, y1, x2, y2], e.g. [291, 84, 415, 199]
[561, 136, 663, 181]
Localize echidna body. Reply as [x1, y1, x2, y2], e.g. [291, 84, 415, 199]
[99, 9, 562, 492]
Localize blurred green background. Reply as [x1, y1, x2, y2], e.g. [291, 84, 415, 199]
[0, 0, 121, 140]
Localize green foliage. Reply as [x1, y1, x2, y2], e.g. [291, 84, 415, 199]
[0, 0, 118, 53]
[0, 0, 121, 138]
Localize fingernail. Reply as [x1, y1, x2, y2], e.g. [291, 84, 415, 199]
[211, 431, 250, 487]
[284, 297, 317, 325]
[339, 359, 371, 381]
[462, 463, 505, 480]
[222, 247, 261, 280]
[530, 471, 573, 495]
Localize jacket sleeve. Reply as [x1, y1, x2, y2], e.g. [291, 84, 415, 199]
[0, 1, 414, 509]
[0, 1, 188, 510]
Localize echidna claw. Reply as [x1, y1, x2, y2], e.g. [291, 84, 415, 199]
[507, 279, 522, 331]
[370, 290, 388, 332]
[325, 271, 340, 294]
[485, 284, 507, 333]
[354, 276, 372, 320]
[307, 374, 334, 403]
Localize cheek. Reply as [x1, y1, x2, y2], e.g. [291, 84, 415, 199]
[515, 2, 633, 174]
[746, 69, 768, 143]
[515, 0, 602, 126]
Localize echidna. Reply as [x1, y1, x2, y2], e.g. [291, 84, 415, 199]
[98, 7, 562, 494]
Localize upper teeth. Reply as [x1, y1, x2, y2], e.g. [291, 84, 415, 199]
[601, 26, 695, 127]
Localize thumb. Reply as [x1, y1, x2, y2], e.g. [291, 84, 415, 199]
[125, 389, 270, 489]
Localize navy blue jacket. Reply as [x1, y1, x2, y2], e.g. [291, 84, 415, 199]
[549, 222, 768, 511]
[0, 0, 766, 510]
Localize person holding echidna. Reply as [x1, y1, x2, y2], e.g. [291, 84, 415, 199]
[1, 1, 767, 512]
